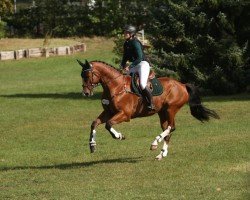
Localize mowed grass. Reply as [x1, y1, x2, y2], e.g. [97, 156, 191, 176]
[0, 38, 249, 200]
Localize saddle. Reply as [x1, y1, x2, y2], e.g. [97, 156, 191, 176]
[131, 70, 163, 96]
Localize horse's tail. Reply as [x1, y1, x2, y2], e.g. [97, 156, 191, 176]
[185, 84, 220, 122]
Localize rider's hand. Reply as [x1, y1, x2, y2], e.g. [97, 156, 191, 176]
[121, 66, 129, 75]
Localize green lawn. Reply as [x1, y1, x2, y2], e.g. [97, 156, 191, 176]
[0, 38, 249, 200]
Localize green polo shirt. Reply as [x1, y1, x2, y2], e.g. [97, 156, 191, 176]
[121, 38, 145, 68]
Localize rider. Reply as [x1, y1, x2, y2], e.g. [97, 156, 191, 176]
[120, 25, 155, 111]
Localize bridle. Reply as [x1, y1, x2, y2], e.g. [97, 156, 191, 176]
[81, 63, 126, 98]
[82, 67, 123, 90]
[81, 68, 100, 91]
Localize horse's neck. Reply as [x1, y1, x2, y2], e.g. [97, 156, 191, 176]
[96, 65, 122, 86]
[95, 64, 124, 96]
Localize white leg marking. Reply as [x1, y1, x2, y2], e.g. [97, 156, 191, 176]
[151, 126, 171, 146]
[110, 127, 123, 140]
[156, 141, 169, 160]
[162, 141, 169, 157]
[90, 129, 97, 146]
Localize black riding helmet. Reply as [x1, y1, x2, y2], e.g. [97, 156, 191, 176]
[123, 25, 137, 35]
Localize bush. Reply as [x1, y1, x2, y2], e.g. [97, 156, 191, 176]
[0, 21, 7, 38]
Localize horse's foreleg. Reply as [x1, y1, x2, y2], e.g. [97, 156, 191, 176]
[89, 111, 109, 153]
[105, 111, 128, 140]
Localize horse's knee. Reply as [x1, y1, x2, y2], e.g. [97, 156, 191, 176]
[91, 120, 101, 130]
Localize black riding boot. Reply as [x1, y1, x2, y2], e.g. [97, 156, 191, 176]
[142, 87, 155, 111]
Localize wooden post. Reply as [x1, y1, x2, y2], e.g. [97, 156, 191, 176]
[26, 49, 30, 58]
[44, 48, 50, 58]
[66, 47, 71, 55]
[83, 43, 87, 52]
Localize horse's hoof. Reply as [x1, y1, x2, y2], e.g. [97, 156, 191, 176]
[119, 134, 125, 140]
[90, 145, 96, 153]
[155, 155, 163, 161]
[150, 145, 158, 151]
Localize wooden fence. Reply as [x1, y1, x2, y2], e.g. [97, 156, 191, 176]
[0, 43, 86, 61]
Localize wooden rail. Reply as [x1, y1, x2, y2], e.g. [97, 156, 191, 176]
[0, 43, 86, 61]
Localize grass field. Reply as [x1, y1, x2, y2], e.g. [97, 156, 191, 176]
[0, 38, 249, 200]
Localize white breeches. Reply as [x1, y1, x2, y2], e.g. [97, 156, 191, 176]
[129, 61, 150, 90]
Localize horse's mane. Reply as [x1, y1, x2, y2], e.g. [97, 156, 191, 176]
[91, 60, 121, 73]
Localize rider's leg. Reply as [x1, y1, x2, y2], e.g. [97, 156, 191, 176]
[141, 87, 155, 110]
[138, 61, 155, 110]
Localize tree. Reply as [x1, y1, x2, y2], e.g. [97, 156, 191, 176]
[147, 0, 249, 94]
[0, 0, 13, 20]
[0, 0, 13, 38]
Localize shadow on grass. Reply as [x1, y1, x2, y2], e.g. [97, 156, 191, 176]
[0, 92, 103, 100]
[0, 157, 143, 171]
[1, 92, 249, 102]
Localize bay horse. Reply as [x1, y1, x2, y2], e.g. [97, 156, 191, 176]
[77, 60, 219, 160]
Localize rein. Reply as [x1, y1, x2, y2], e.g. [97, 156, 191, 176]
[109, 76, 131, 99]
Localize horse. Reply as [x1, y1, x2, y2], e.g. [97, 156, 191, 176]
[77, 60, 219, 160]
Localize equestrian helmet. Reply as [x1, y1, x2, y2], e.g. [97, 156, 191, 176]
[123, 25, 137, 35]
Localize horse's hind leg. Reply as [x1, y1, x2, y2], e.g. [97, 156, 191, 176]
[150, 109, 171, 151]
[153, 107, 178, 160]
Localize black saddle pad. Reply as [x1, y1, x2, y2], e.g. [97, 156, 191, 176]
[131, 73, 163, 96]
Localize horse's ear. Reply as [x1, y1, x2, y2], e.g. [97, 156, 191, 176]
[85, 60, 91, 69]
[77, 59, 85, 68]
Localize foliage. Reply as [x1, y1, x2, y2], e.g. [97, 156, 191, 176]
[0, 20, 7, 38]
[0, 0, 13, 39]
[146, 0, 249, 94]
[0, 0, 13, 19]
